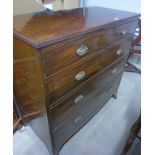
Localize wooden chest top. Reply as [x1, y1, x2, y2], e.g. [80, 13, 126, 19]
[13, 7, 139, 48]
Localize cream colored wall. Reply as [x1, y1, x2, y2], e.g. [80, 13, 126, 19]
[52, 0, 64, 10]
[52, 0, 80, 10]
[64, 0, 80, 9]
[13, 0, 45, 15]
[13, 0, 81, 15]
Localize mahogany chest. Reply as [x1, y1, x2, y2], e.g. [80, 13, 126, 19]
[13, 7, 140, 155]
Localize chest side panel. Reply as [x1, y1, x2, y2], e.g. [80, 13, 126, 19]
[13, 37, 46, 118]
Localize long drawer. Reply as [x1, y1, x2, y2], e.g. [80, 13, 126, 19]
[52, 73, 123, 148]
[47, 41, 130, 104]
[43, 21, 137, 77]
[49, 58, 125, 129]
[43, 30, 108, 77]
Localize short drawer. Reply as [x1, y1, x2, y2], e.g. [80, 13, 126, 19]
[109, 21, 138, 43]
[52, 75, 122, 147]
[49, 58, 125, 129]
[47, 41, 130, 103]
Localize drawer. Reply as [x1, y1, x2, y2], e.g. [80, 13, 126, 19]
[52, 75, 122, 148]
[43, 21, 137, 77]
[47, 41, 130, 104]
[49, 58, 125, 129]
[43, 30, 109, 76]
[109, 21, 138, 42]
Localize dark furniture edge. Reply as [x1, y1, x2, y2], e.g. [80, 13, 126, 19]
[13, 15, 140, 49]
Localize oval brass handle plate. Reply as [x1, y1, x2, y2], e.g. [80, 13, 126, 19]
[74, 95, 84, 104]
[116, 48, 124, 55]
[120, 31, 127, 36]
[74, 116, 82, 125]
[76, 44, 88, 56]
[75, 71, 86, 81]
[111, 68, 118, 75]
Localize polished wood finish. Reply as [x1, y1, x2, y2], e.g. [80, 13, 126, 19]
[50, 58, 126, 129]
[14, 7, 139, 48]
[52, 74, 123, 153]
[43, 29, 108, 76]
[13, 37, 45, 115]
[43, 20, 136, 76]
[47, 40, 130, 104]
[13, 7, 140, 155]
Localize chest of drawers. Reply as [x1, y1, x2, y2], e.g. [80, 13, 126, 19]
[13, 7, 140, 155]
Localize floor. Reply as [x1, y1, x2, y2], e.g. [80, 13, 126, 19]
[13, 71, 141, 155]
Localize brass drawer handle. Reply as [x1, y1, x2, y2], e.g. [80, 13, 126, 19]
[116, 48, 124, 55]
[75, 71, 86, 81]
[74, 116, 82, 125]
[120, 31, 127, 36]
[76, 44, 88, 56]
[74, 95, 84, 104]
[111, 68, 118, 75]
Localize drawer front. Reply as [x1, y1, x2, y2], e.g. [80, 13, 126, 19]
[47, 41, 130, 104]
[109, 21, 138, 42]
[52, 74, 122, 148]
[43, 30, 109, 76]
[43, 21, 137, 77]
[50, 58, 125, 129]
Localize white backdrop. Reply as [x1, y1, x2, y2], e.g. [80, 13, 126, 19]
[86, 0, 141, 13]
